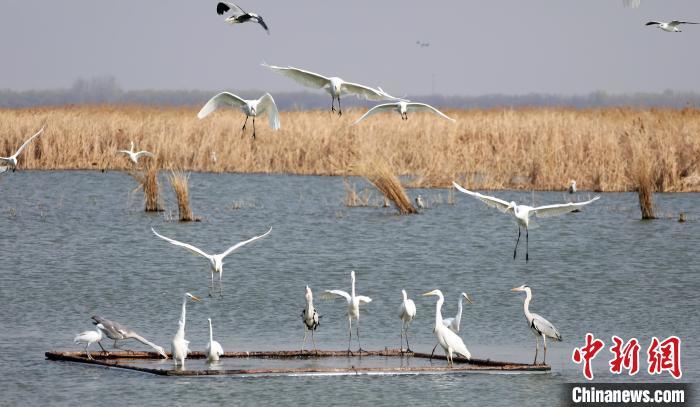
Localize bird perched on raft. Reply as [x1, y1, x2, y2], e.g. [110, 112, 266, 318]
[430, 292, 472, 359]
[216, 2, 269, 34]
[91, 315, 168, 358]
[422, 289, 471, 367]
[323, 271, 372, 354]
[0, 126, 45, 173]
[117, 141, 155, 165]
[398, 289, 416, 353]
[172, 293, 201, 366]
[646, 20, 698, 32]
[301, 285, 321, 353]
[353, 101, 455, 124]
[74, 324, 104, 360]
[206, 318, 224, 363]
[511, 285, 561, 365]
[197, 92, 280, 139]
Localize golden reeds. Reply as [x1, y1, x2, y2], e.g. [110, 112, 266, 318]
[130, 160, 163, 212]
[357, 159, 417, 215]
[168, 169, 195, 221]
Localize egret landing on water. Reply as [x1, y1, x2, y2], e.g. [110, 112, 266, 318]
[511, 285, 561, 365]
[172, 293, 201, 366]
[398, 289, 416, 353]
[452, 182, 600, 262]
[0, 126, 45, 173]
[430, 292, 472, 359]
[74, 324, 104, 360]
[323, 271, 372, 354]
[91, 316, 168, 358]
[206, 318, 224, 363]
[197, 92, 280, 139]
[422, 290, 471, 367]
[117, 141, 155, 165]
[301, 286, 321, 353]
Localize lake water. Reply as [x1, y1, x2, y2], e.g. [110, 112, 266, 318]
[1, 171, 697, 406]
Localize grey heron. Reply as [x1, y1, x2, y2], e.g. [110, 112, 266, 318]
[91, 315, 168, 358]
[511, 285, 561, 365]
[301, 285, 321, 353]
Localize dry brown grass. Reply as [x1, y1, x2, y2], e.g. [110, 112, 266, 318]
[168, 169, 195, 222]
[2, 106, 700, 191]
[130, 160, 163, 212]
[357, 159, 417, 215]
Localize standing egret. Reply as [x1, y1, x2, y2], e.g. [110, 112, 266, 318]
[206, 318, 224, 363]
[197, 92, 280, 139]
[452, 181, 600, 262]
[151, 227, 272, 297]
[430, 292, 473, 359]
[216, 2, 269, 34]
[262, 63, 398, 116]
[422, 290, 471, 366]
[301, 285, 321, 353]
[415, 195, 425, 209]
[353, 101, 455, 124]
[91, 316, 168, 358]
[568, 180, 577, 194]
[0, 126, 45, 172]
[324, 271, 372, 354]
[511, 285, 561, 365]
[117, 141, 155, 165]
[74, 324, 104, 360]
[172, 293, 201, 366]
[646, 20, 698, 32]
[398, 289, 416, 353]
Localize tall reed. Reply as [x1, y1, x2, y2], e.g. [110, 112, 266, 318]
[168, 169, 195, 221]
[130, 160, 163, 212]
[358, 160, 417, 215]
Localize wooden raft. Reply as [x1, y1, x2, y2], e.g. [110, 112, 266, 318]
[45, 349, 550, 376]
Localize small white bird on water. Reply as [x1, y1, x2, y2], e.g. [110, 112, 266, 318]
[422, 289, 471, 367]
[398, 289, 416, 353]
[74, 324, 104, 360]
[324, 271, 372, 354]
[152, 227, 272, 297]
[262, 63, 398, 116]
[172, 293, 201, 366]
[511, 285, 561, 365]
[117, 141, 155, 165]
[568, 180, 577, 194]
[0, 126, 45, 172]
[206, 318, 224, 363]
[452, 181, 600, 262]
[301, 285, 321, 353]
[415, 195, 425, 209]
[430, 292, 472, 359]
[646, 20, 698, 32]
[353, 101, 455, 124]
[198, 92, 280, 139]
[216, 2, 269, 34]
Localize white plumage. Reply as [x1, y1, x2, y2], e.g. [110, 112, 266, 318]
[117, 141, 155, 165]
[422, 289, 471, 366]
[353, 101, 455, 124]
[511, 285, 561, 365]
[206, 318, 224, 363]
[0, 126, 45, 172]
[198, 92, 280, 139]
[398, 289, 417, 352]
[324, 270, 372, 353]
[171, 293, 201, 366]
[74, 325, 104, 360]
[646, 20, 698, 32]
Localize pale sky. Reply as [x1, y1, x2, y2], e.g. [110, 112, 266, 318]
[2, 0, 699, 96]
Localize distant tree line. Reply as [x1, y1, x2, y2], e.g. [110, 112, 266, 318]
[1, 76, 698, 110]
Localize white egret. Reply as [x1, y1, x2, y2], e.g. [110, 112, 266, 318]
[511, 285, 561, 365]
[151, 227, 272, 297]
[172, 293, 201, 366]
[301, 285, 321, 353]
[324, 271, 372, 353]
[262, 63, 398, 116]
[0, 126, 45, 172]
[206, 318, 224, 363]
[74, 324, 104, 360]
[216, 2, 269, 34]
[353, 101, 455, 124]
[452, 181, 600, 262]
[422, 290, 471, 366]
[430, 292, 473, 359]
[117, 141, 155, 165]
[398, 289, 416, 353]
[91, 316, 168, 358]
[197, 92, 280, 139]
[568, 180, 577, 194]
[415, 195, 425, 209]
[646, 20, 698, 32]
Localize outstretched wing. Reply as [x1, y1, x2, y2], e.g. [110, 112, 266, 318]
[257, 93, 281, 130]
[198, 92, 247, 119]
[256, 17, 270, 33]
[262, 64, 331, 89]
[352, 103, 398, 125]
[356, 295, 372, 305]
[151, 228, 211, 259]
[12, 126, 45, 158]
[669, 20, 698, 26]
[217, 2, 245, 16]
[341, 81, 394, 101]
[452, 181, 511, 212]
[533, 196, 600, 218]
[220, 227, 272, 258]
[645, 21, 662, 26]
[135, 151, 155, 159]
[406, 103, 455, 122]
[323, 290, 351, 302]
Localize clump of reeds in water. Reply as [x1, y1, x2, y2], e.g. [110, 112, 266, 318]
[358, 160, 417, 215]
[168, 169, 196, 221]
[343, 177, 373, 207]
[631, 140, 656, 220]
[130, 160, 163, 212]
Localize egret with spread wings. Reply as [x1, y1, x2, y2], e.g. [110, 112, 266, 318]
[117, 141, 155, 165]
[511, 285, 561, 365]
[324, 271, 372, 354]
[353, 101, 455, 124]
[216, 2, 269, 34]
[198, 92, 280, 139]
[0, 126, 45, 172]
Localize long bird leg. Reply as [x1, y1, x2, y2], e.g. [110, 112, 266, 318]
[525, 228, 529, 262]
[218, 271, 224, 298]
[542, 334, 547, 365]
[405, 326, 412, 353]
[242, 116, 249, 132]
[347, 317, 353, 356]
[337, 96, 342, 116]
[514, 226, 521, 259]
[533, 336, 539, 365]
[97, 341, 108, 353]
[400, 324, 403, 353]
[356, 319, 363, 353]
[85, 344, 93, 360]
[311, 329, 318, 354]
[330, 97, 336, 114]
[209, 271, 215, 297]
[429, 343, 439, 360]
[301, 326, 307, 352]
[252, 117, 256, 139]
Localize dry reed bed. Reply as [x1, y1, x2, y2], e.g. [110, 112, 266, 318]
[2, 106, 700, 192]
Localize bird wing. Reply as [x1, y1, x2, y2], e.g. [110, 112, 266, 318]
[135, 151, 155, 159]
[262, 64, 331, 89]
[406, 103, 456, 122]
[452, 182, 511, 212]
[151, 228, 211, 259]
[352, 103, 398, 125]
[220, 226, 272, 258]
[322, 290, 351, 302]
[531, 313, 562, 341]
[0, 165, 8, 173]
[405, 299, 416, 316]
[92, 315, 130, 338]
[669, 20, 698, 26]
[256, 17, 270, 33]
[11, 126, 45, 158]
[442, 317, 455, 328]
[533, 196, 600, 218]
[257, 93, 281, 130]
[441, 327, 471, 359]
[356, 295, 372, 305]
[645, 21, 662, 26]
[197, 92, 247, 119]
[217, 2, 245, 16]
[340, 81, 392, 100]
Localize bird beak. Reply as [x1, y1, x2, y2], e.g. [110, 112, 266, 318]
[510, 287, 520, 292]
[463, 293, 473, 304]
[421, 291, 434, 297]
[190, 295, 201, 302]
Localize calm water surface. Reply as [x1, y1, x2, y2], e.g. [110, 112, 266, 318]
[1, 171, 698, 406]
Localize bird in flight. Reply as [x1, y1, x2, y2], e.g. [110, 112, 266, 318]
[198, 92, 280, 139]
[646, 20, 698, 32]
[117, 141, 155, 165]
[0, 126, 45, 172]
[217, 2, 269, 34]
[353, 101, 455, 124]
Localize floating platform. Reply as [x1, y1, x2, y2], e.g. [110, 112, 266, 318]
[46, 349, 549, 377]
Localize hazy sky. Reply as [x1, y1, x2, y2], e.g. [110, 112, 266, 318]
[2, 0, 700, 95]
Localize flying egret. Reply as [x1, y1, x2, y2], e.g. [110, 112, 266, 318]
[452, 181, 600, 262]
[430, 292, 473, 359]
[151, 227, 272, 297]
[0, 126, 45, 172]
[324, 271, 372, 354]
[206, 318, 224, 363]
[398, 289, 416, 353]
[422, 289, 471, 367]
[646, 20, 698, 32]
[353, 101, 455, 124]
[511, 285, 561, 365]
[91, 316, 168, 358]
[117, 141, 155, 165]
[301, 285, 321, 353]
[216, 2, 269, 34]
[262, 63, 398, 116]
[172, 292, 201, 366]
[197, 92, 280, 139]
[568, 180, 577, 194]
[74, 324, 104, 360]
